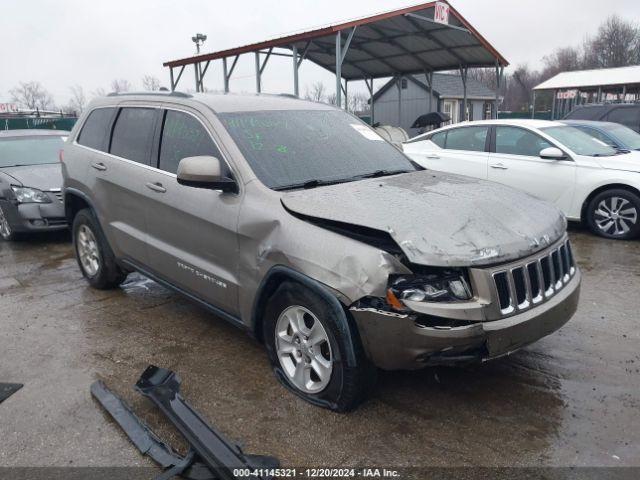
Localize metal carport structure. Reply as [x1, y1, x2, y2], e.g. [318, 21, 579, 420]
[163, 1, 508, 123]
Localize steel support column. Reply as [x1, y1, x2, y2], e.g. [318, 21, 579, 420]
[425, 70, 433, 113]
[531, 90, 536, 119]
[365, 77, 374, 125]
[170, 67, 175, 91]
[396, 75, 403, 126]
[460, 66, 468, 122]
[335, 27, 356, 109]
[255, 52, 261, 93]
[222, 56, 239, 93]
[494, 62, 503, 120]
[551, 90, 557, 120]
[194, 63, 200, 92]
[292, 44, 299, 97]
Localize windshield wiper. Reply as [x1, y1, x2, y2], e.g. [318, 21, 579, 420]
[353, 169, 413, 180]
[274, 178, 352, 191]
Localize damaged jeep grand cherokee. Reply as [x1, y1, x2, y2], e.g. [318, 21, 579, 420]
[62, 92, 581, 411]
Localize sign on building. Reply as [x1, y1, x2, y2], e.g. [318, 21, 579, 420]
[0, 103, 19, 113]
[434, 2, 450, 25]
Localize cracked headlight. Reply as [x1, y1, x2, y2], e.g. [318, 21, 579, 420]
[387, 269, 472, 307]
[11, 186, 52, 204]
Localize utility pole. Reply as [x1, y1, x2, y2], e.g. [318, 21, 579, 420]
[191, 33, 207, 54]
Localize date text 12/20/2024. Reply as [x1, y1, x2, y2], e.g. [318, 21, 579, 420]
[233, 469, 401, 478]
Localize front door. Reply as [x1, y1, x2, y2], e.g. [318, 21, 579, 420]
[142, 108, 242, 316]
[488, 125, 576, 212]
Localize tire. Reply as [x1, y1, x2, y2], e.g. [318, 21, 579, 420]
[72, 208, 127, 289]
[586, 189, 640, 240]
[0, 204, 17, 241]
[264, 281, 376, 412]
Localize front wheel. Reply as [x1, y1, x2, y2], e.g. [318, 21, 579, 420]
[264, 281, 376, 412]
[0, 205, 16, 241]
[586, 189, 640, 240]
[72, 209, 127, 289]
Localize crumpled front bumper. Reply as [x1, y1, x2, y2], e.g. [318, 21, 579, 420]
[0, 197, 67, 233]
[351, 269, 581, 371]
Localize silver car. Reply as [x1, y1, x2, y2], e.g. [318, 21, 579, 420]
[0, 129, 69, 240]
[62, 92, 581, 411]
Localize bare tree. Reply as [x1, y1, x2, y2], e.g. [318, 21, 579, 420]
[9, 81, 55, 111]
[326, 92, 338, 106]
[304, 82, 326, 102]
[110, 79, 132, 93]
[92, 87, 108, 99]
[348, 92, 370, 114]
[583, 15, 640, 68]
[542, 46, 582, 78]
[66, 85, 86, 114]
[142, 75, 161, 91]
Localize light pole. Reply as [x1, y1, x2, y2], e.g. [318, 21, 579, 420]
[191, 33, 207, 54]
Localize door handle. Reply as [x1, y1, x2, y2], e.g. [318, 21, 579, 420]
[91, 162, 107, 171]
[425, 154, 440, 159]
[145, 182, 166, 193]
[490, 163, 508, 170]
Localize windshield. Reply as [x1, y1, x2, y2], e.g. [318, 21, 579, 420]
[602, 123, 640, 150]
[218, 110, 416, 190]
[540, 126, 618, 157]
[0, 135, 66, 167]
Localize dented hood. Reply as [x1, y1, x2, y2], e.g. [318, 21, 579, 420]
[281, 170, 566, 267]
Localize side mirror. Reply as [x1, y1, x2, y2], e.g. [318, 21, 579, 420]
[539, 147, 567, 160]
[176, 156, 237, 193]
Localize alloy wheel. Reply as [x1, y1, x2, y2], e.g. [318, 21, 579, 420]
[594, 196, 638, 236]
[275, 305, 333, 394]
[77, 225, 101, 277]
[0, 206, 12, 240]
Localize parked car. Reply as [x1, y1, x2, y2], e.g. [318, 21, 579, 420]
[403, 119, 640, 240]
[63, 93, 580, 411]
[560, 120, 640, 152]
[0, 129, 69, 240]
[563, 103, 640, 133]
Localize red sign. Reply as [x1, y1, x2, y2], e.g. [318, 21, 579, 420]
[0, 103, 19, 113]
[434, 2, 450, 25]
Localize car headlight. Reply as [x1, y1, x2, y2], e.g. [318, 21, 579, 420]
[387, 269, 472, 308]
[11, 186, 52, 204]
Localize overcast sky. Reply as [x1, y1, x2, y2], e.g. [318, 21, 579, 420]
[1, 0, 638, 106]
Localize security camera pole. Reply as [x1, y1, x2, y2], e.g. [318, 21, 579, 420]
[191, 33, 207, 92]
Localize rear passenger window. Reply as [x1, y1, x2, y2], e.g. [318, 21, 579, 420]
[110, 108, 157, 165]
[430, 131, 446, 148]
[605, 107, 640, 130]
[444, 126, 488, 152]
[495, 126, 552, 156]
[159, 110, 223, 174]
[77, 108, 115, 151]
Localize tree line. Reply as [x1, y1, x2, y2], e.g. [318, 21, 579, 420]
[471, 14, 640, 112]
[5, 75, 162, 116]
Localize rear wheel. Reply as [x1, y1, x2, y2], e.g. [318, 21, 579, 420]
[264, 281, 376, 412]
[0, 205, 16, 241]
[587, 189, 640, 240]
[72, 209, 127, 289]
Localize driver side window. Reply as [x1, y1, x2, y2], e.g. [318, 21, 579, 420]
[495, 126, 552, 157]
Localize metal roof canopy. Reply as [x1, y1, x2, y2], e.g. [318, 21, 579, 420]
[534, 65, 640, 91]
[163, 1, 508, 121]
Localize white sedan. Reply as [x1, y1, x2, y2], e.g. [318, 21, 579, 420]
[403, 119, 640, 240]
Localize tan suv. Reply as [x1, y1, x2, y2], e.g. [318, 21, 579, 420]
[62, 92, 581, 411]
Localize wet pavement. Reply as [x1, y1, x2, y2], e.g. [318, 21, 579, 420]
[0, 227, 639, 469]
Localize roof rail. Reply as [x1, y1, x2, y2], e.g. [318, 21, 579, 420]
[106, 91, 192, 98]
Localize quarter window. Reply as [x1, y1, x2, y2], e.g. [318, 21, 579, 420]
[495, 126, 552, 157]
[444, 126, 488, 152]
[77, 108, 115, 151]
[159, 110, 223, 174]
[110, 108, 157, 165]
[430, 131, 446, 148]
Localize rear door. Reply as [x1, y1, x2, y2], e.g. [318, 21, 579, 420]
[425, 125, 490, 179]
[487, 125, 576, 212]
[79, 105, 160, 264]
[142, 107, 242, 316]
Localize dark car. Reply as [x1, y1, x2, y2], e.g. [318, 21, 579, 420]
[0, 129, 69, 240]
[564, 104, 640, 133]
[561, 120, 640, 152]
